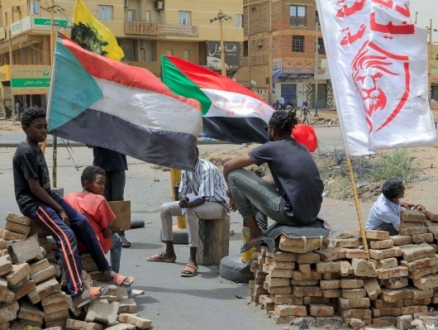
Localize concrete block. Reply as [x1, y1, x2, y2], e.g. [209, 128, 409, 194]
[399, 243, 435, 262]
[43, 301, 69, 314]
[5, 222, 30, 236]
[0, 255, 12, 276]
[0, 302, 19, 323]
[6, 263, 30, 287]
[380, 277, 409, 289]
[118, 314, 152, 329]
[390, 235, 412, 246]
[12, 280, 36, 301]
[27, 278, 61, 304]
[118, 299, 137, 314]
[341, 278, 363, 289]
[381, 288, 413, 302]
[315, 247, 346, 261]
[7, 235, 43, 264]
[274, 305, 307, 317]
[339, 297, 370, 309]
[413, 274, 438, 290]
[293, 286, 322, 297]
[105, 324, 135, 330]
[364, 278, 381, 300]
[377, 257, 398, 269]
[309, 304, 334, 317]
[377, 266, 409, 280]
[31, 265, 55, 284]
[370, 239, 394, 249]
[6, 212, 31, 225]
[44, 309, 69, 322]
[332, 238, 361, 248]
[352, 258, 377, 277]
[29, 259, 50, 276]
[400, 257, 437, 272]
[65, 319, 104, 330]
[342, 288, 366, 299]
[296, 252, 320, 264]
[85, 300, 119, 326]
[369, 247, 402, 260]
[18, 301, 44, 323]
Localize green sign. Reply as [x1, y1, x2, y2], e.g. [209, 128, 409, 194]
[34, 18, 68, 27]
[11, 78, 51, 88]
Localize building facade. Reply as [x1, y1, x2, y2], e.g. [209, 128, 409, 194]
[235, 0, 332, 109]
[0, 0, 243, 117]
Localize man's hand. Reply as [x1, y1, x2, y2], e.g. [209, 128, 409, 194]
[58, 209, 70, 226]
[228, 196, 237, 212]
[178, 196, 189, 208]
[401, 201, 426, 211]
[414, 204, 426, 211]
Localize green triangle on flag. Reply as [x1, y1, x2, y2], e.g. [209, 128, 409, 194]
[161, 55, 211, 116]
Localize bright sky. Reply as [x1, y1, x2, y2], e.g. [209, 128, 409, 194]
[410, 0, 438, 42]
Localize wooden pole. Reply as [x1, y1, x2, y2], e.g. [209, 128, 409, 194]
[51, 7, 57, 186]
[9, 29, 14, 122]
[346, 157, 370, 261]
[268, 0, 273, 105]
[219, 11, 227, 77]
[428, 19, 433, 100]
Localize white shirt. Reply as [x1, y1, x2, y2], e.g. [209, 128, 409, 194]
[366, 193, 401, 230]
[280, 97, 285, 104]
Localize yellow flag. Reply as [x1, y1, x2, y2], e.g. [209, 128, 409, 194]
[72, 0, 124, 61]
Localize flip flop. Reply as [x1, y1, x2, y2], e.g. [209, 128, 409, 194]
[112, 273, 135, 287]
[75, 286, 110, 309]
[121, 235, 131, 248]
[240, 239, 264, 253]
[181, 264, 198, 277]
[147, 252, 176, 263]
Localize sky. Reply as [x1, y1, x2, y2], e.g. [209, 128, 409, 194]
[410, 0, 438, 42]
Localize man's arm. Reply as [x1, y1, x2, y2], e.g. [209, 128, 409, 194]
[400, 200, 425, 211]
[28, 178, 70, 225]
[223, 154, 254, 187]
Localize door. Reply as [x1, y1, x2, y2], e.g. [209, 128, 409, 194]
[280, 84, 297, 107]
[312, 83, 327, 108]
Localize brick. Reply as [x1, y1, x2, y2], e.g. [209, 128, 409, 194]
[360, 230, 390, 240]
[427, 226, 438, 239]
[105, 325, 135, 330]
[0, 302, 19, 323]
[339, 297, 370, 309]
[381, 288, 413, 302]
[44, 309, 69, 322]
[370, 239, 394, 249]
[372, 317, 397, 327]
[380, 277, 409, 289]
[397, 315, 413, 330]
[411, 288, 433, 300]
[118, 299, 137, 314]
[345, 249, 368, 259]
[401, 209, 427, 222]
[342, 288, 366, 299]
[274, 304, 307, 317]
[278, 236, 328, 253]
[264, 275, 289, 287]
[399, 226, 427, 236]
[7, 235, 43, 264]
[412, 233, 434, 244]
[399, 244, 435, 262]
[9, 273, 30, 289]
[272, 261, 295, 269]
[273, 251, 296, 262]
[5, 222, 30, 236]
[272, 294, 303, 305]
[293, 286, 322, 297]
[372, 299, 403, 309]
[65, 319, 104, 330]
[316, 262, 340, 274]
[339, 261, 354, 277]
[369, 247, 402, 260]
[409, 264, 438, 280]
[314, 316, 344, 328]
[5, 263, 30, 287]
[390, 235, 412, 246]
[310, 304, 334, 317]
[119, 314, 153, 329]
[400, 258, 437, 272]
[27, 278, 61, 304]
[0, 239, 7, 250]
[298, 264, 311, 273]
[267, 268, 293, 278]
[401, 306, 428, 314]
[332, 238, 361, 248]
[424, 210, 438, 221]
[322, 289, 342, 298]
[352, 259, 377, 277]
[0, 255, 12, 276]
[2, 230, 26, 241]
[31, 265, 55, 284]
[29, 259, 50, 276]
[290, 279, 319, 286]
[377, 258, 398, 269]
[372, 307, 401, 317]
[85, 300, 119, 326]
[315, 247, 346, 261]
[266, 286, 291, 294]
[0, 278, 14, 303]
[296, 252, 320, 264]
[44, 318, 68, 328]
[6, 212, 31, 225]
[341, 279, 363, 289]
[320, 280, 341, 290]
[12, 280, 36, 301]
[43, 301, 69, 314]
[364, 279, 381, 300]
[292, 271, 321, 281]
[413, 274, 438, 290]
[341, 309, 372, 321]
[377, 266, 409, 280]
[18, 301, 44, 323]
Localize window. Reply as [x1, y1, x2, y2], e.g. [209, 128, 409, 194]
[317, 38, 325, 55]
[251, 7, 256, 13]
[166, 49, 173, 55]
[145, 10, 151, 22]
[292, 36, 305, 52]
[183, 50, 190, 61]
[127, 10, 136, 21]
[243, 41, 248, 57]
[178, 11, 191, 25]
[30, 1, 40, 15]
[290, 5, 306, 27]
[315, 11, 320, 25]
[236, 14, 242, 28]
[98, 5, 113, 21]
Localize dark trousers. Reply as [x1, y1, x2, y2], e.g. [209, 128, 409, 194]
[30, 195, 110, 296]
[373, 222, 398, 236]
[104, 171, 125, 201]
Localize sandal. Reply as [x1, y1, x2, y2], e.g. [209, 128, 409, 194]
[147, 252, 176, 263]
[181, 264, 198, 277]
[121, 235, 131, 248]
[73, 286, 109, 308]
[102, 271, 135, 287]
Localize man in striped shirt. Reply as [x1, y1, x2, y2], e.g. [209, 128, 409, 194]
[148, 148, 228, 277]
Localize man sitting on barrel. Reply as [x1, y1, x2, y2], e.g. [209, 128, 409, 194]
[223, 110, 324, 252]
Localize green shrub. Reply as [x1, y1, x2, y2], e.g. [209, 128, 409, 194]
[370, 149, 419, 183]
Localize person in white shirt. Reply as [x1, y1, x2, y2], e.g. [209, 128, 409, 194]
[366, 177, 425, 236]
[280, 95, 285, 109]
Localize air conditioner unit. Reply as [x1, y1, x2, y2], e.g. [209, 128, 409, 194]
[139, 40, 146, 49]
[154, 1, 164, 11]
[124, 0, 128, 8]
[12, 6, 21, 12]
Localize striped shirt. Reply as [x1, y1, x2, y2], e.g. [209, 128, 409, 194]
[179, 158, 228, 203]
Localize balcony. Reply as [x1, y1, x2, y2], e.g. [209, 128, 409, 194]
[123, 61, 161, 77]
[125, 21, 199, 37]
[125, 21, 158, 36]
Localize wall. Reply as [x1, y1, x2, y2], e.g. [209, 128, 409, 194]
[156, 40, 199, 64]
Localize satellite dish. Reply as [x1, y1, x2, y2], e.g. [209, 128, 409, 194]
[250, 80, 257, 86]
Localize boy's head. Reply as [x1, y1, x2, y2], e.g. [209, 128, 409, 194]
[382, 177, 405, 202]
[81, 166, 106, 195]
[21, 107, 47, 143]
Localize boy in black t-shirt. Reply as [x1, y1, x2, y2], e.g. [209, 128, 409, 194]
[12, 107, 118, 308]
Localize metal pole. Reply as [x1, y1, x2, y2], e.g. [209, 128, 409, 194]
[51, 6, 57, 187]
[219, 11, 227, 76]
[415, 11, 418, 24]
[9, 29, 14, 122]
[314, 23, 319, 117]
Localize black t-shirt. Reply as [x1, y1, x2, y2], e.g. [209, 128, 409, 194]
[13, 142, 56, 216]
[249, 137, 324, 223]
[93, 147, 128, 172]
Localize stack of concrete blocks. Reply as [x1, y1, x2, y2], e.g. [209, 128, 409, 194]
[0, 212, 152, 329]
[248, 211, 438, 328]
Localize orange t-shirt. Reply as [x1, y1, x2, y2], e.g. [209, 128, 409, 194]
[65, 192, 116, 254]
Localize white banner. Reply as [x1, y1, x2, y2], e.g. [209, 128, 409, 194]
[316, 0, 437, 155]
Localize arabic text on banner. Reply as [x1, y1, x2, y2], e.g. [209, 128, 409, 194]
[316, 0, 437, 155]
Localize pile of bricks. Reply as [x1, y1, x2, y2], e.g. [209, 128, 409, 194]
[248, 210, 438, 329]
[0, 212, 152, 330]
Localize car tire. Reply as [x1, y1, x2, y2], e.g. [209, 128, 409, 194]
[219, 254, 254, 283]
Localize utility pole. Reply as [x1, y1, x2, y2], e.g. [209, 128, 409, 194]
[9, 28, 14, 122]
[210, 10, 231, 76]
[428, 19, 435, 101]
[50, 4, 57, 187]
[268, 0, 273, 105]
[314, 23, 319, 117]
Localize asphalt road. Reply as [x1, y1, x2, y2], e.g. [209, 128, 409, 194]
[0, 126, 365, 329]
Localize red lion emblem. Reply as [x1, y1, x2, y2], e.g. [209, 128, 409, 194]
[352, 40, 410, 132]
